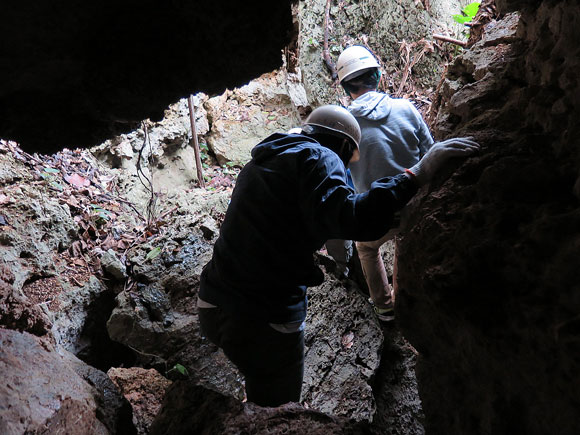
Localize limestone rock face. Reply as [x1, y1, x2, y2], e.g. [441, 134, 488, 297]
[204, 70, 303, 166]
[396, 3, 580, 434]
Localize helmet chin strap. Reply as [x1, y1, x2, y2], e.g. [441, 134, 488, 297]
[326, 138, 355, 167]
[301, 128, 354, 166]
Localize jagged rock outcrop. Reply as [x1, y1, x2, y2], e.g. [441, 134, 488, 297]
[396, 2, 580, 434]
[0, 144, 141, 433]
[205, 69, 303, 166]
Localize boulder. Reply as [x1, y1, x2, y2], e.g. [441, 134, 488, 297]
[149, 380, 370, 435]
[0, 329, 113, 434]
[108, 367, 172, 435]
[205, 70, 304, 166]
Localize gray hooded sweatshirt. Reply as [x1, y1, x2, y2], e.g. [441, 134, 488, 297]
[348, 91, 434, 193]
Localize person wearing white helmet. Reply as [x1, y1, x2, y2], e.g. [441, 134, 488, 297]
[198, 104, 478, 407]
[337, 45, 478, 322]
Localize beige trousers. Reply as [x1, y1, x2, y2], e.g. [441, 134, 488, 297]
[355, 227, 399, 309]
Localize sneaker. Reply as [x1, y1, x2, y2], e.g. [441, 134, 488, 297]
[374, 304, 395, 322]
[368, 298, 395, 322]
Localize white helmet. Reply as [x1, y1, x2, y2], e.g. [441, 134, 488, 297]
[336, 45, 380, 83]
[303, 105, 361, 162]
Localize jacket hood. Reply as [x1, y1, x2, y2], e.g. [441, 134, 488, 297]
[348, 91, 392, 121]
[251, 133, 319, 163]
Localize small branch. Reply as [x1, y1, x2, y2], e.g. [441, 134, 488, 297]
[322, 0, 337, 79]
[433, 34, 467, 48]
[395, 39, 433, 98]
[187, 95, 205, 189]
[97, 192, 146, 222]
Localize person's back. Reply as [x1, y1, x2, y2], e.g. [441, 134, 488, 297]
[336, 45, 473, 323]
[201, 133, 342, 324]
[348, 91, 433, 193]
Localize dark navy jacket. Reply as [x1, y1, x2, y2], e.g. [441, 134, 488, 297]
[199, 133, 417, 324]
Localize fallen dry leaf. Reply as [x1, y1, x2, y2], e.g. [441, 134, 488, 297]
[65, 173, 91, 188]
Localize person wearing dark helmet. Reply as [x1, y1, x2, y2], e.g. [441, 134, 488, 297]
[337, 45, 477, 322]
[198, 104, 478, 407]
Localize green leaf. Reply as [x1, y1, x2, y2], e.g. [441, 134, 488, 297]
[453, 1, 480, 25]
[452, 14, 468, 24]
[146, 247, 162, 261]
[90, 204, 110, 219]
[174, 364, 188, 376]
[463, 1, 481, 18]
[49, 181, 63, 191]
[166, 363, 189, 378]
[43, 167, 60, 174]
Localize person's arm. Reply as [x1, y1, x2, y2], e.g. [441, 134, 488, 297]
[408, 137, 480, 185]
[298, 148, 417, 242]
[299, 139, 480, 242]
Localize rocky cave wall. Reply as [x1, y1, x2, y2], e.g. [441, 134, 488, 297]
[396, 1, 580, 434]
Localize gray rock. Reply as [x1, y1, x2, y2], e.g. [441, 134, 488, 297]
[101, 248, 127, 281]
[106, 290, 195, 360]
[51, 275, 109, 355]
[303, 267, 382, 421]
[204, 70, 302, 166]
